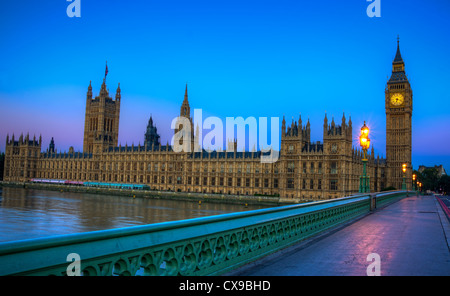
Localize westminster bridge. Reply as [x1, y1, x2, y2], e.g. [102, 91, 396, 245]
[0, 191, 449, 276]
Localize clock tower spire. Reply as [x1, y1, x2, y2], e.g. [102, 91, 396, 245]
[385, 37, 413, 190]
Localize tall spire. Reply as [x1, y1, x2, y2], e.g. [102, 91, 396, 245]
[49, 137, 55, 153]
[87, 80, 93, 100]
[100, 78, 107, 95]
[393, 35, 403, 64]
[389, 36, 407, 83]
[184, 83, 188, 103]
[180, 83, 191, 118]
[115, 82, 121, 100]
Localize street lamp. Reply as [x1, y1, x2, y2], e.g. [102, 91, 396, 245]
[359, 121, 370, 193]
[412, 174, 416, 191]
[402, 163, 407, 190]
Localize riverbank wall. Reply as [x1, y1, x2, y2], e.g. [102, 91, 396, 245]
[0, 181, 294, 206]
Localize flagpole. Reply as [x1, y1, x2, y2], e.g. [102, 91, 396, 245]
[105, 60, 108, 81]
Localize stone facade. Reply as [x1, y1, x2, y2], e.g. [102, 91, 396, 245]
[418, 165, 447, 177]
[3, 42, 413, 200]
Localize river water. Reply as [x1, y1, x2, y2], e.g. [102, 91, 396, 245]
[0, 187, 271, 243]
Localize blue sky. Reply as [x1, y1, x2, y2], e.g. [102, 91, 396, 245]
[1, 0, 450, 171]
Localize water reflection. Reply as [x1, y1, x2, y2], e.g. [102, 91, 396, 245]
[0, 187, 270, 243]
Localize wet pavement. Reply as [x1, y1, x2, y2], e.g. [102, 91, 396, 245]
[230, 195, 450, 276]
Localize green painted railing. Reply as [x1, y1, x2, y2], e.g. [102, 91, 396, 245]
[0, 191, 411, 276]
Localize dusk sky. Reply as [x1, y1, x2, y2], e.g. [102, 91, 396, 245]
[1, 0, 450, 171]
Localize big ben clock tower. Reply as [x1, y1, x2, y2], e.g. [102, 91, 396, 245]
[385, 37, 413, 190]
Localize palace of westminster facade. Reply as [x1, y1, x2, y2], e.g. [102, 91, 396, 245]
[3, 41, 413, 201]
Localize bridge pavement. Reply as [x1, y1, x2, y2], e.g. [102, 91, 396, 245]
[228, 194, 450, 276]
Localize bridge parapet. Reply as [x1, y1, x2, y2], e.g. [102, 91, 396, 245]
[0, 191, 411, 276]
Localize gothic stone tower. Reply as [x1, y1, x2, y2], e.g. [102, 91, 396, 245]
[279, 114, 310, 198]
[4, 133, 42, 182]
[145, 115, 161, 148]
[323, 113, 353, 158]
[83, 79, 121, 154]
[323, 113, 353, 195]
[385, 38, 413, 189]
[174, 84, 195, 152]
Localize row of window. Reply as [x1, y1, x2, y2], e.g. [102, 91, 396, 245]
[29, 170, 339, 192]
[88, 117, 115, 133]
[288, 161, 338, 174]
[186, 176, 278, 188]
[8, 148, 39, 157]
[389, 83, 405, 89]
[287, 178, 338, 191]
[36, 160, 340, 174]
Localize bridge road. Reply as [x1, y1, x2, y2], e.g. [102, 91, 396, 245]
[228, 195, 450, 276]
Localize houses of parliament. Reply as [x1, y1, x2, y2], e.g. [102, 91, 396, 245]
[2, 41, 413, 201]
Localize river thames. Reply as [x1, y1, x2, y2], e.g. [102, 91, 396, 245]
[0, 187, 271, 243]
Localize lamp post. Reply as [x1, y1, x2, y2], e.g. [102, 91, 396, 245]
[402, 163, 407, 190]
[412, 174, 416, 191]
[359, 121, 370, 193]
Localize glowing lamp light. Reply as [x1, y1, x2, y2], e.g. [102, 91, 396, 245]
[359, 120, 370, 193]
[412, 174, 416, 181]
[360, 136, 367, 146]
[359, 121, 370, 151]
[361, 122, 369, 137]
[402, 163, 407, 173]
[360, 138, 371, 150]
[364, 138, 370, 150]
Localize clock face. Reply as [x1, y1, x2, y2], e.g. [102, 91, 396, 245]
[390, 93, 404, 106]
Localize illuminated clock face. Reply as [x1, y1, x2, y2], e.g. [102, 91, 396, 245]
[390, 93, 404, 106]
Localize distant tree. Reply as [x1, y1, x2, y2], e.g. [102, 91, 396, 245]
[417, 168, 440, 192]
[438, 175, 450, 195]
